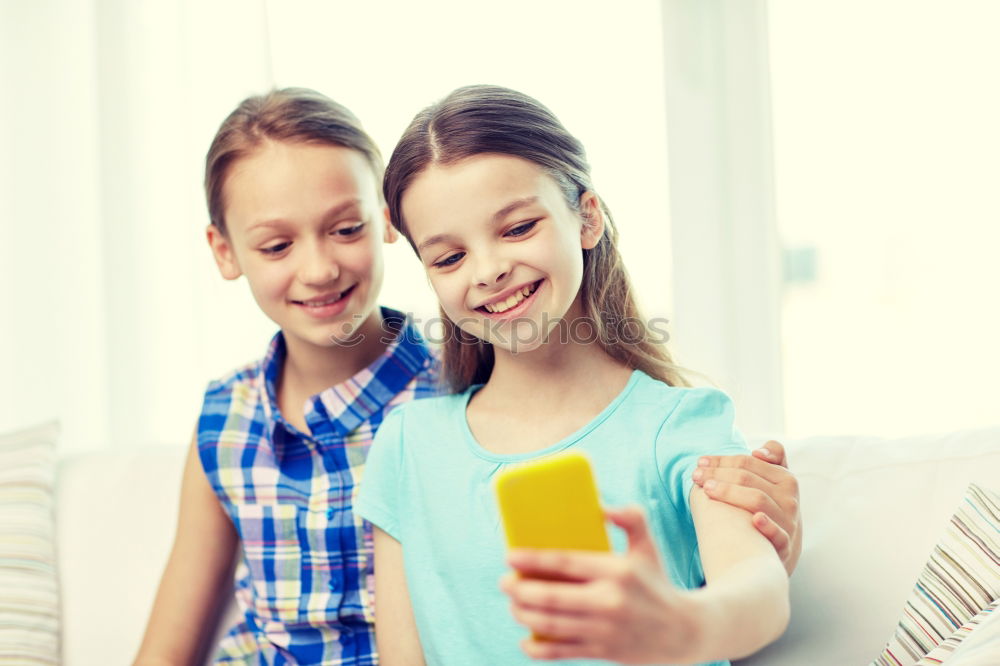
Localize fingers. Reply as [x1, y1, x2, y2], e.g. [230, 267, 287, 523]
[603, 506, 663, 571]
[511, 583, 621, 659]
[697, 450, 791, 485]
[757, 440, 789, 467]
[507, 506, 666, 581]
[697, 477, 785, 528]
[522, 637, 606, 661]
[499, 573, 619, 614]
[502, 536, 686, 662]
[509, 604, 600, 642]
[500, 563, 623, 655]
[751, 511, 791, 565]
[692, 465, 775, 496]
[603, 504, 646, 531]
[507, 548, 626, 583]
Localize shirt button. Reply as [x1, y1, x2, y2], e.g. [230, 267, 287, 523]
[328, 578, 339, 591]
[326, 508, 335, 520]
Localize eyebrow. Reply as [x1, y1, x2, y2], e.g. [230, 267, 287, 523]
[491, 196, 538, 224]
[246, 198, 364, 233]
[415, 196, 539, 253]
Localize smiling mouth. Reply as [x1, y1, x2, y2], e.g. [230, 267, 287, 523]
[292, 286, 355, 307]
[477, 280, 542, 315]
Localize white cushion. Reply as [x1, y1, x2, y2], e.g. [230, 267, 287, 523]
[56, 446, 185, 666]
[736, 427, 1000, 666]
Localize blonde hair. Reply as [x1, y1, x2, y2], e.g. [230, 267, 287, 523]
[383, 85, 689, 392]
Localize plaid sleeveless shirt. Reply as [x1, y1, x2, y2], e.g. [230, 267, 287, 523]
[198, 309, 440, 664]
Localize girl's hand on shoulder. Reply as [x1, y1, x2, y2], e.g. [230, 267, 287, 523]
[692, 440, 802, 575]
[499, 506, 704, 664]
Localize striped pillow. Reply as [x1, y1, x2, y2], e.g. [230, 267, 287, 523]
[916, 600, 999, 665]
[0, 422, 60, 664]
[872, 483, 1000, 666]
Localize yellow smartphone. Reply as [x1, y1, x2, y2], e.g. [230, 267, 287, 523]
[496, 453, 611, 642]
[495, 452, 611, 556]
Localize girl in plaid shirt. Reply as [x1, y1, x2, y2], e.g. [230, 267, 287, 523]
[134, 88, 440, 665]
[135, 87, 801, 665]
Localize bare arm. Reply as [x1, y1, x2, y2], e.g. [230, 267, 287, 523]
[133, 431, 239, 665]
[373, 527, 425, 666]
[687, 486, 790, 660]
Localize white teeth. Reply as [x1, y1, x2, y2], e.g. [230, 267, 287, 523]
[483, 283, 538, 314]
[494, 292, 520, 312]
[301, 291, 345, 306]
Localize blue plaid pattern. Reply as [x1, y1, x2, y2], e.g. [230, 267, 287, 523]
[198, 308, 441, 664]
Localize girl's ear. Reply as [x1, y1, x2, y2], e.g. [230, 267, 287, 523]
[579, 191, 605, 250]
[381, 205, 399, 244]
[206, 224, 242, 280]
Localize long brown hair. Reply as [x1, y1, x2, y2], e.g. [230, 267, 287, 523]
[204, 87, 384, 234]
[383, 84, 689, 392]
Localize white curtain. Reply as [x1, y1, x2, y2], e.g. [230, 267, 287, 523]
[0, 0, 277, 455]
[1, 0, 682, 455]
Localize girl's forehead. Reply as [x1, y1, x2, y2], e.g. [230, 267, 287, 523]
[403, 155, 559, 220]
[234, 141, 375, 186]
[224, 142, 379, 229]
[420, 153, 541, 182]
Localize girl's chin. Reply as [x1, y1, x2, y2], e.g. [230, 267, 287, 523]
[493, 341, 545, 356]
[285, 313, 376, 349]
[287, 330, 356, 350]
[473, 318, 554, 355]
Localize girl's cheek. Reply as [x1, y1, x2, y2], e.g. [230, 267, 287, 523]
[351, 240, 380, 273]
[331, 246, 370, 278]
[434, 275, 462, 303]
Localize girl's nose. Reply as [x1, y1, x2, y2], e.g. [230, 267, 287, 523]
[474, 252, 511, 288]
[298, 241, 340, 286]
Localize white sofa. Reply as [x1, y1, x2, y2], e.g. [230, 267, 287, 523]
[55, 428, 1000, 665]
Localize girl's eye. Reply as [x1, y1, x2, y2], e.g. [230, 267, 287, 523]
[260, 242, 291, 255]
[334, 223, 365, 237]
[433, 252, 465, 268]
[505, 220, 538, 237]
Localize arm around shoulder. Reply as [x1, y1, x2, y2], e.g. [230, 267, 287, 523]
[133, 431, 239, 665]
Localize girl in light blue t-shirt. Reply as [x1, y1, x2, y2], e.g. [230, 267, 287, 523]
[356, 85, 790, 665]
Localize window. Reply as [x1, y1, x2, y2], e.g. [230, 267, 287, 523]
[770, 0, 1000, 436]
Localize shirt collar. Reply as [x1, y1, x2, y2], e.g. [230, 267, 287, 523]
[258, 330, 291, 442]
[256, 307, 436, 442]
[311, 307, 435, 438]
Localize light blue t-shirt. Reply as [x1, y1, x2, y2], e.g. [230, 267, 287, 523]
[356, 370, 747, 666]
